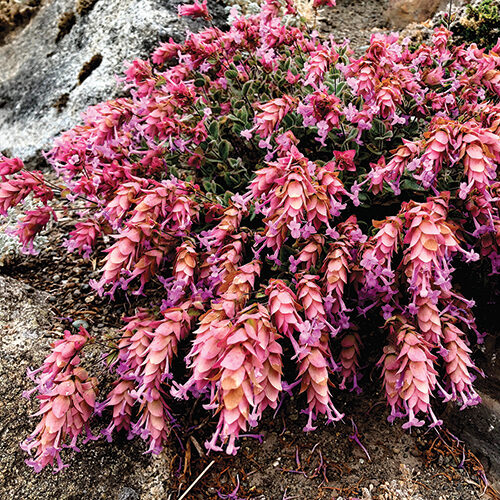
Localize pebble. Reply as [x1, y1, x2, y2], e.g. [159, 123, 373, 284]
[52, 274, 61, 283]
[117, 487, 139, 500]
[72, 319, 89, 330]
[47, 295, 56, 303]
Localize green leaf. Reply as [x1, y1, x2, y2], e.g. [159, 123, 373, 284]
[357, 192, 369, 203]
[227, 114, 245, 126]
[371, 118, 386, 136]
[233, 100, 246, 110]
[366, 143, 382, 155]
[208, 121, 220, 139]
[343, 127, 358, 145]
[154, 77, 166, 88]
[281, 113, 294, 129]
[241, 80, 253, 96]
[228, 157, 241, 168]
[237, 107, 249, 123]
[105, 351, 119, 366]
[219, 140, 231, 160]
[232, 123, 244, 135]
[333, 81, 347, 96]
[225, 69, 238, 80]
[400, 178, 426, 192]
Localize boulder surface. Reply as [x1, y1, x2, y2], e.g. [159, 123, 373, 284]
[0, 0, 227, 167]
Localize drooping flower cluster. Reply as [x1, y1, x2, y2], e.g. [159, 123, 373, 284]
[4, 0, 498, 471]
[21, 328, 97, 472]
[186, 304, 284, 454]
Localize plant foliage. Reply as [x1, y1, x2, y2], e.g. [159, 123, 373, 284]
[453, 0, 500, 50]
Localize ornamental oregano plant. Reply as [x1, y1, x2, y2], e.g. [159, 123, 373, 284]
[1, 0, 499, 472]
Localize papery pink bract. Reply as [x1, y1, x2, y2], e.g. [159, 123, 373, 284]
[21, 327, 96, 473]
[391, 318, 441, 429]
[178, 0, 211, 21]
[442, 318, 481, 409]
[254, 96, 297, 139]
[13, 205, 56, 255]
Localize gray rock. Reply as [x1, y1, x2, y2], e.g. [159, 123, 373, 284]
[444, 392, 500, 491]
[0, 274, 51, 357]
[117, 487, 140, 500]
[72, 318, 89, 330]
[0, 0, 42, 45]
[385, 0, 469, 30]
[0, 0, 228, 168]
[385, 0, 443, 29]
[385, 0, 468, 29]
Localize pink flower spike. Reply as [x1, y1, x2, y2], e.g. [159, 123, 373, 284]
[0, 156, 23, 177]
[178, 0, 211, 21]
